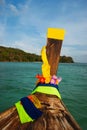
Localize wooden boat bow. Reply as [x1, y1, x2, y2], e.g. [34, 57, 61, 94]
[0, 28, 81, 130]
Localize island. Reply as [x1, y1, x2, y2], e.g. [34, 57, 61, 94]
[0, 46, 74, 63]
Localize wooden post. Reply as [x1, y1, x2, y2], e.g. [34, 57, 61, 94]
[46, 38, 62, 75]
[46, 28, 65, 76]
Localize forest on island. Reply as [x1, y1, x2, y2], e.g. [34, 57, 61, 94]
[0, 46, 74, 63]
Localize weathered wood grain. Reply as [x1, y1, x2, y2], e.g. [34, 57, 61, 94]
[46, 38, 62, 76]
[0, 93, 81, 130]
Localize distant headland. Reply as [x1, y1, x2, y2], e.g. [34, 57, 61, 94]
[0, 46, 74, 63]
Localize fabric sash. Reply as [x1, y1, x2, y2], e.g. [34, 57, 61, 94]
[32, 84, 61, 99]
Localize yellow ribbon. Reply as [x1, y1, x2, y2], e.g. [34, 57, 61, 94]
[41, 46, 51, 83]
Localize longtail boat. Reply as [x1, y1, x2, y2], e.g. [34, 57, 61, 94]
[0, 28, 81, 130]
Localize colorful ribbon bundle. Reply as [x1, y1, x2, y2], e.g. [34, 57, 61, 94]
[15, 83, 61, 124]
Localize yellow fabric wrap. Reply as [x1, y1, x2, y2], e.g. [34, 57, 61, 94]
[41, 46, 51, 83]
[15, 101, 33, 124]
[47, 28, 65, 40]
[27, 95, 42, 108]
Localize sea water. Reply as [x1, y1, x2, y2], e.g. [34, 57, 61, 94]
[0, 62, 87, 129]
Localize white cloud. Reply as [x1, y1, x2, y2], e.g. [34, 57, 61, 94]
[65, 22, 87, 46]
[9, 4, 19, 15]
[14, 40, 41, 55]
[0, 0, 87, 63]
[13, 34, 43, 55]
[61, 45, 87, 62]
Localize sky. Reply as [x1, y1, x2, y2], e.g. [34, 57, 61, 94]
[0, 0, 87, 63]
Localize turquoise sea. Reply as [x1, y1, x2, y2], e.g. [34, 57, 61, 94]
[0, 62, 87, 129]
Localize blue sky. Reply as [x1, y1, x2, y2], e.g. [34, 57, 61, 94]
[0, 0, 87, 62]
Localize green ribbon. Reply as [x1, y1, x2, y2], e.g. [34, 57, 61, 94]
[15, 101, 33, 124]
[32, 86, 61, 99]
